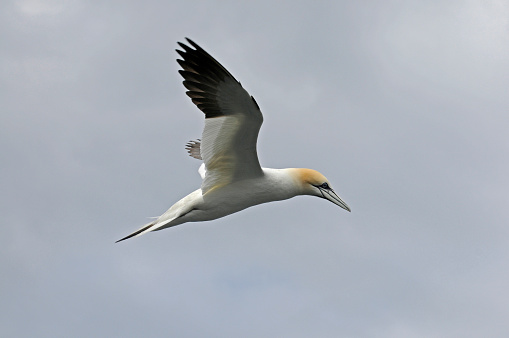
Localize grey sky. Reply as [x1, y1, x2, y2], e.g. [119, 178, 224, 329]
[1, 0, 508, 337]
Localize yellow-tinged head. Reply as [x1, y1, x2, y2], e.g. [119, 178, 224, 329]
[290, 168, 351, 212]
[293, 168, 328, 187]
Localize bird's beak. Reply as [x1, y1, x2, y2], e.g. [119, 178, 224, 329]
[320, 188, 351, 212]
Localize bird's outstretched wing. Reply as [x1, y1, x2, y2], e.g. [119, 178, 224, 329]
[177, 38, 264, 194]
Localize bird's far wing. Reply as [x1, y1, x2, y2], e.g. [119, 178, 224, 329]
[177, 38, 264, 194]
[185, 140, 205, 179]
[185, 139, 202, 160]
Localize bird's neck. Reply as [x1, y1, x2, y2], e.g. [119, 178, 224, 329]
[261, 168, 305, 198]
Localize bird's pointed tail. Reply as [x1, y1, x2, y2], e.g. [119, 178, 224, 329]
[115, 215, 180, 243]
[115, 221, 156, 243]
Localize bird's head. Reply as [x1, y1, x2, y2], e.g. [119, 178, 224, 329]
[292, 168, 351, 212]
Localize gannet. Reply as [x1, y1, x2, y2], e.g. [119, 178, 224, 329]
[117, 38, 350, 242]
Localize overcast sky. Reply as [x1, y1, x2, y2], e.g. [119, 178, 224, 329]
[1, 0, 509, 337]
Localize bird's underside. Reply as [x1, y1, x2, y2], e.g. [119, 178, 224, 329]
[116, 38, 350, 243]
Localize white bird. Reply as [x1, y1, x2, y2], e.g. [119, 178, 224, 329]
[117, 38, 350, 242]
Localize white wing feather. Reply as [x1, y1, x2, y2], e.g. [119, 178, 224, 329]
[198, 163, 206, 179]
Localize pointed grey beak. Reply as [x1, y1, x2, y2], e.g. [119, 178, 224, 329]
[319, 188, 351, 212]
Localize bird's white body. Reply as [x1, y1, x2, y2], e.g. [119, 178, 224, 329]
[117, 39, 350, 242]
[132, 168, 304, 238]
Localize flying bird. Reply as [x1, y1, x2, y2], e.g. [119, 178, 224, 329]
[117, 38, 350, 242]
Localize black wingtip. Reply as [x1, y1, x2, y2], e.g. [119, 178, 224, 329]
[177, 38, 200, 53]
[185, 37, 199, 49]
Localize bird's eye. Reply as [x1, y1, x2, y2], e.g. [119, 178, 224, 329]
[321, 182, 330, 189]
